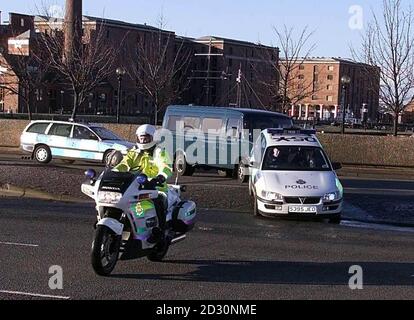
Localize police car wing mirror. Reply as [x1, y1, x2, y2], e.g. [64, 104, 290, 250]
[332, 162, 342, 171]
[245, 161, 254, 168]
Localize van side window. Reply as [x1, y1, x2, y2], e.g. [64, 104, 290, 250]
[202, 118, 223, 133]
[226, 118, 240, 138]
[183, 117, 200, 130]
[48, 124, 73, 137]
[26, 123, 50, 134]
[73, 126, 98, 140]
[167, 116, 182, 131]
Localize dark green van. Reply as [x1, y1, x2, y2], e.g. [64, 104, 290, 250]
[162, 105, 293, 183]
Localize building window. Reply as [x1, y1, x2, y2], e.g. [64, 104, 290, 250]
[35, 89, 43, 101]
[312, 95, 318, 100]
[298, 74, 305, 80]
[327, 75, 334, 80]
[299, 64, 305, 70]
[328, 65, 334, 71]
[106, 30, 110, 39]
[326, 95, 333, 102]
[21, 19, 25, 27]
[313, 65, 319, 73]
[327, 85, 333, 90]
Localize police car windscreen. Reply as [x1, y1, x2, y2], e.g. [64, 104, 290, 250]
[262, 146, 331, 171]
[91, 127, 121, 141]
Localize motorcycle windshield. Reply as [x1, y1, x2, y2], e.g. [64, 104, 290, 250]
[99, 169, 138, 194]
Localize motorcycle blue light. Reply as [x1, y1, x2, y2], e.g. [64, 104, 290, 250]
[85, 169, 97, 179]
[136, 174, 148, 184]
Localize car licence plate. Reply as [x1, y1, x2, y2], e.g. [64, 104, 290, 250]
[289, 206, 317, 213]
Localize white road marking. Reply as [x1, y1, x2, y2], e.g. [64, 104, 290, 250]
[0, 241, 39, 247]
[0, 290, 70, 300]
[345, 187, 414, 195]
[341, 220, 414, 233]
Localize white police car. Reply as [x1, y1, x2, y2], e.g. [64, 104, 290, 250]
[20, 120, 134, 164]
[248, 128, 343, 223]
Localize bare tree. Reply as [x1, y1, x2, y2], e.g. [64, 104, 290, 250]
[128, 17, 193, 125]
[38, 20, 118, 120]
[258, 25, 317, 114]
[0, 40, 49, 120]
[352, 0, 414, 136]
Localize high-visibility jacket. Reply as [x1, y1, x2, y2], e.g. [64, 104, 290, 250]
[113, 146, 173, 191]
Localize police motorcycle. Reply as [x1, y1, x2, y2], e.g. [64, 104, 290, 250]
[81, 167, 196, 276]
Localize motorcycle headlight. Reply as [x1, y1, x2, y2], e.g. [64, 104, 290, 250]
[323, 191, 341, 202]
[98, 191, 122, 204]
[261, 191, 283, 201]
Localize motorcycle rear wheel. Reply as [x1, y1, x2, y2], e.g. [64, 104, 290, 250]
[147, 238, 170, 262]
[91, 225, 120, 276]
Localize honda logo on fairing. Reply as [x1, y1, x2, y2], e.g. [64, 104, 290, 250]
[297, 180, 307, 185]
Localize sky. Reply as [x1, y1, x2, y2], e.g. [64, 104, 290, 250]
[0, 0, 406, 58]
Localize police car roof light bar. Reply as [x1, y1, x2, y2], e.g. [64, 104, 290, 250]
[267, 128, 316, 136]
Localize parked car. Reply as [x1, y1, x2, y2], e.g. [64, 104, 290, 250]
[162, 105, 294, 183]
[20, 120, 134, 164]
[248, 128, 343, 223]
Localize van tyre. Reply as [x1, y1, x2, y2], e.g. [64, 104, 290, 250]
[175, 152, 194, 176]
[34, 145, 52, 164]
[237, 161, 248, 184]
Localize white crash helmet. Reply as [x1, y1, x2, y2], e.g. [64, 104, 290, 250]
[136, 124, 157, 150]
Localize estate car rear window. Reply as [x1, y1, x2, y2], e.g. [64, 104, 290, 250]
[48, 124, 73, 137]
[26, 123, 50, 134]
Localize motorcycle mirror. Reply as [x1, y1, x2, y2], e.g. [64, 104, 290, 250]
[136, 174, 148, 184]
[85, 169, 97, 180]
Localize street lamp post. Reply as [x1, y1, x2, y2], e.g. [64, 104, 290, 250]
[340, 75, 351, 134]
[60, 90, 65, 114]
[116, 67, 126, 124]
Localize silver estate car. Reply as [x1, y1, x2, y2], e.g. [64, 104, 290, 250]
[20, 120, 134, 164]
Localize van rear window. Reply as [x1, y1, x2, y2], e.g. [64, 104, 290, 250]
[26, 123, 49, 134]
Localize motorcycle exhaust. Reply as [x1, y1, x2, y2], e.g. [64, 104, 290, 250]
[171, 234, 186, 245]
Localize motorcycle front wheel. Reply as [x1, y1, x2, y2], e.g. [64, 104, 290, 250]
[91, 225, 121, 276]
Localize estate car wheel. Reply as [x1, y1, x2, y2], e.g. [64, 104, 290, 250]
[34, 145, 52, 164]
[175, 152, 194, 176]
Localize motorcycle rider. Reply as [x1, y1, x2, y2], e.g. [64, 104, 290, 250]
[112, 124, 173, 240]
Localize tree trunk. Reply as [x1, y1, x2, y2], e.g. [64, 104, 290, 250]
[154, 104, 158, 126]
[71, 92, 78, 121]
[393, 113, 399, 136]
[26, 101, 32, 121]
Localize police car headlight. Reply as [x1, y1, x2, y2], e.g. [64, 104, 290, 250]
[323, 191, 341, 202]
[261, 191, 283, 201]
[98, 191, 122, 204]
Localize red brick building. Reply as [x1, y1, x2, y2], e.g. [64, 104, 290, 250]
[286, 58, 380, 123]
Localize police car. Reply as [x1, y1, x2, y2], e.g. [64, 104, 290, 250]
[20, 120, 134, 164]
[248, 128, 343, 223]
